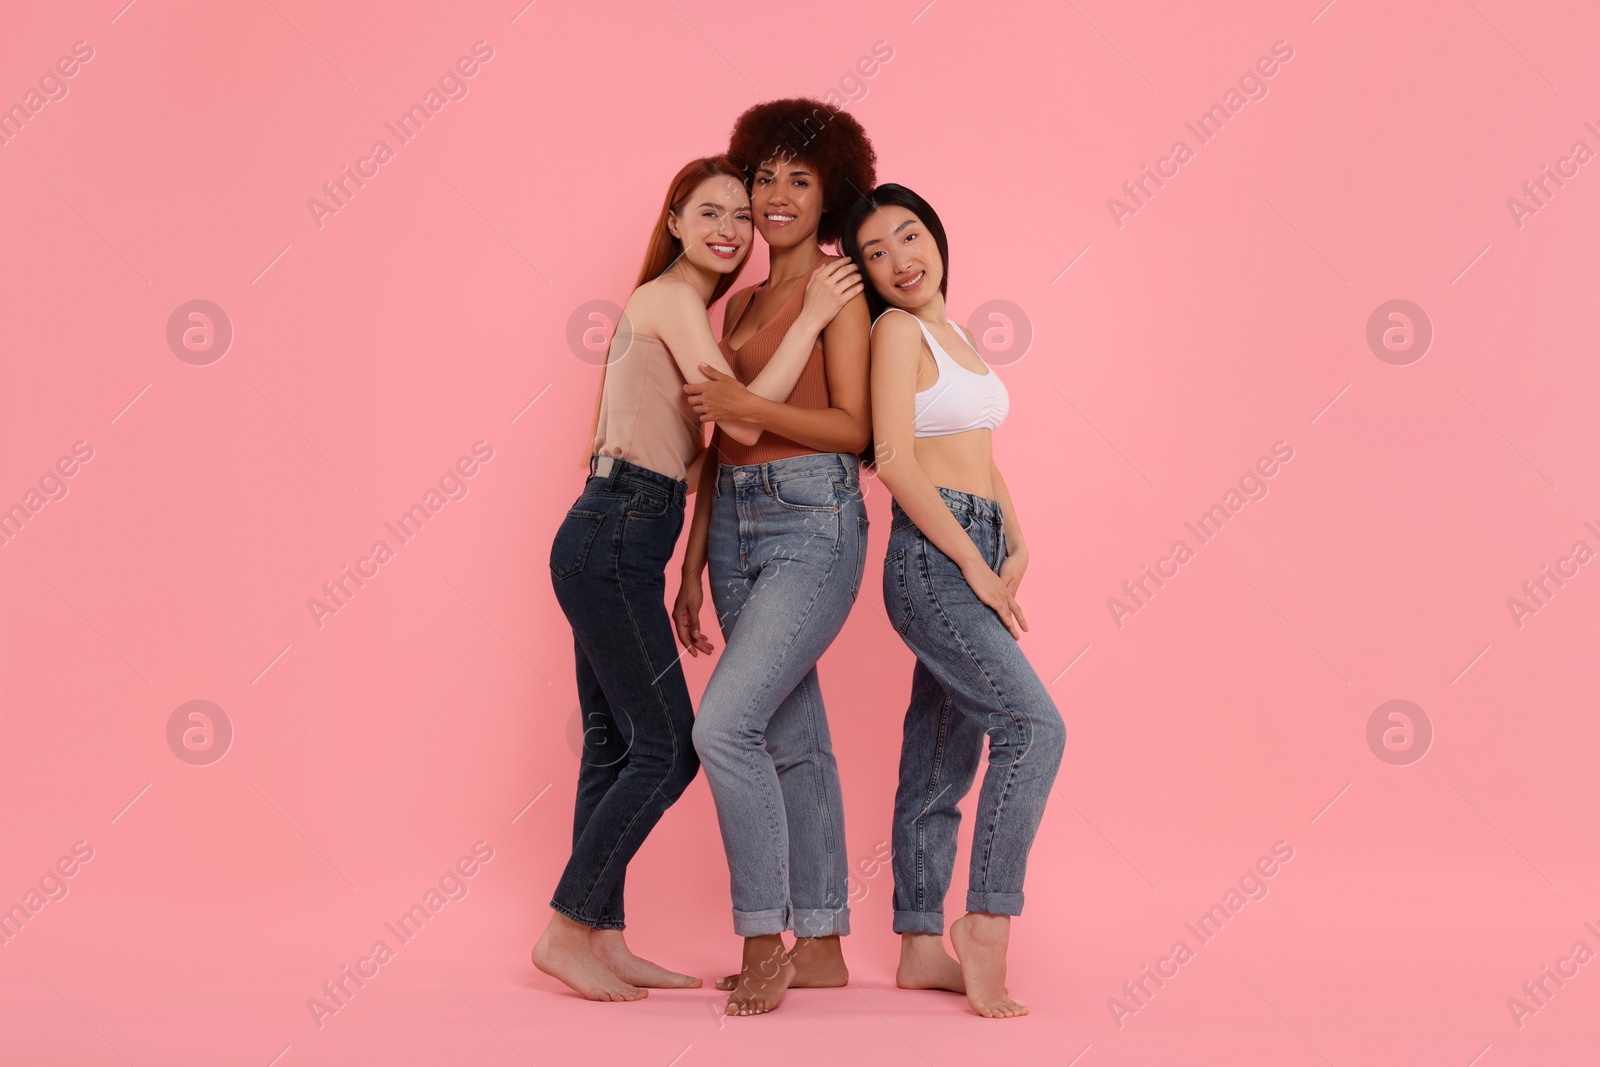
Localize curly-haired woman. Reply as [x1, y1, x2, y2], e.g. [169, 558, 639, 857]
[671, 98, 877, 1016]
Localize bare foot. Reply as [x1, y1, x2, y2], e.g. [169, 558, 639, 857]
[531, 912, 646, 1002]
[790, 934, 850, 985]
[949, 913, 1028, 1018]
[896, 932, 966, 993]
[726, 934, 796, 1016]
[590, 929, 702, 988]
[716, 934, 847, 990]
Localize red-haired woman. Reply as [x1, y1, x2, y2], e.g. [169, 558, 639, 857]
[532, 156, 861, 1002]
[671, 99, 877, 1016]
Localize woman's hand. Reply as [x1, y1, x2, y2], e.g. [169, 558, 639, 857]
[684, 364, 764, 425]
[798, 257, 864, 333]
[961, 558, 1028, 640]
[673, 575, 715, 655]
[999, 545, 1029, 598]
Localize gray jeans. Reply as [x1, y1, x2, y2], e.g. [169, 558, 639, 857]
[693, 452, 868, 938]
[884, 486, 1066, 933]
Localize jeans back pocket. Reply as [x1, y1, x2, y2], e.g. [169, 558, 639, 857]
[550, 509, 605, 579]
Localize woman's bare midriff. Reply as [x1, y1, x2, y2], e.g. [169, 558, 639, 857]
[911, 429, 996, 500]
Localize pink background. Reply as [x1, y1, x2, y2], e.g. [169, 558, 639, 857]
[3, 0, 1598, 1063]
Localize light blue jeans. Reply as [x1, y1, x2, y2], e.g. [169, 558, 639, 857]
[692, 452, 868, 938]
[884, 487, 1067, 933]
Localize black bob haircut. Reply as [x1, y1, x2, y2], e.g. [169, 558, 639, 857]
[839, 183, 951, 324]
[839, 184, 953, 470]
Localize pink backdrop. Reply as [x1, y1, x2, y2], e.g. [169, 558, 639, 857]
[3, 0, 1598, 1063]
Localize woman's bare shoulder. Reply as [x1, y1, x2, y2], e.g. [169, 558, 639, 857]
[870, 307, 921, 343]
[626, 275, 703, 329]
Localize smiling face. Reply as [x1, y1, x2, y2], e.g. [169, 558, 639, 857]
[853, 204, 943, 310]
[751, 155, 824, 249]
[666, 174, 753, 275]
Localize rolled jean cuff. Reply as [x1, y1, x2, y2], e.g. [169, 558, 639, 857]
[892, 909, 945, 935]
[549, 899, 625, 931]
[792, 907, 851, 939]
[732, 905, 790, 938]
[966, 890, 1024, 917]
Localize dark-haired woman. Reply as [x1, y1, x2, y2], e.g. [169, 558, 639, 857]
[842, 184, 1066, 1019]
[671, 98, 876, 1017]
[532, 156, 861, 1003]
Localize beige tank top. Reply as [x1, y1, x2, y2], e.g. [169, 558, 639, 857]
[592, 320, 700, 482]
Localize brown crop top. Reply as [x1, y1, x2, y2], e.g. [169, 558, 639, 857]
[711, 266, 832, 467]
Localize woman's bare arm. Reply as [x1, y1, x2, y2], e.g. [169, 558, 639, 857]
[672, 434, 721, 653]
[645, 263, 856, 446]
[872, 311, 985, 568]
[696, 294, 872, 454]
[989, 459, 1026, 558]
[872, 310, 1026, 637]
[680, 261, 864, 445]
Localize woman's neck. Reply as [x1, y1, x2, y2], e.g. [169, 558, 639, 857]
[661, 257, 718, 305]
[765, 239, 827, 289]
[908, 296, 949, 326]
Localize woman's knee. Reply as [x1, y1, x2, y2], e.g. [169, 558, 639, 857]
[1028, 704, 1067, 764]
[690, 711, 715, 759]
[693, 675, 773, 754]
[664, 743, 701, 799]
[691, 702, 741, 761]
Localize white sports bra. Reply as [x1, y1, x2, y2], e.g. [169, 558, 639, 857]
[874, 308, 1010, 437]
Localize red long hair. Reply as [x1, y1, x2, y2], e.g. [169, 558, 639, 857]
[582, 157, 752, 467]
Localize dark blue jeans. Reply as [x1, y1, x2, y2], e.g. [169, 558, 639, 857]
[547, 455, 700, 929]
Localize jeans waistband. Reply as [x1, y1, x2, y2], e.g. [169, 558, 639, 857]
[717, 451, 858, 488]
[588, 454, 688, 508]
[892, 485, 1002, 525]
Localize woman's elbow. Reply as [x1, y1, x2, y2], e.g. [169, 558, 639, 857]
[874, 453, 912, 493]
[721, 422, 760, 447]
[843, 413, 872, 453]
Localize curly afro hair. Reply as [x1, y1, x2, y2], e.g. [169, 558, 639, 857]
[727, 97, 877, 246]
